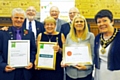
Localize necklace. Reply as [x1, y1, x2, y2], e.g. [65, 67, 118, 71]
[47, 35, 53, 42]
[100, 28, 118, 54]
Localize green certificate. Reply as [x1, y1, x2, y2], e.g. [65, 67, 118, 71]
[36, 42, 57, 70]
[8, 40, 30, 68]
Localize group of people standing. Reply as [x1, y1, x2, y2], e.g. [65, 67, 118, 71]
[0, 5, 120, 80]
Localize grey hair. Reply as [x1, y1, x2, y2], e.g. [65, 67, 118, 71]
[69, 7, 80, 14]
[11, 8, 26, 18]
[49, 6, 60, 12]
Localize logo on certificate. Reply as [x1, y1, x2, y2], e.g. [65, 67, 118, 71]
[67, 51, 72, 56]
[11, 42, 16, 48]
[40, 43, 44, 49]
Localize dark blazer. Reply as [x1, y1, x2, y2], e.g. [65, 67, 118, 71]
[94, 30, 120, 70]
[23, 19, 45, 38]
[60, 23, 70, 38]
[56, 19, 67, 32]
[0, 26, 36, 80]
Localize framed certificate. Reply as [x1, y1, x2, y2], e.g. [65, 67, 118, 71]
[8, 40, 30, 68]
[63, 44, 92, 65]
[36, 42, 57, 70]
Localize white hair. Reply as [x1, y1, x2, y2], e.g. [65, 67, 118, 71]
[12, 8, 26, 17]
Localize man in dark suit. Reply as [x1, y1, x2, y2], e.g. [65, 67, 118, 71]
[60, 7, 80, 38]
[60, 7, 90, 38]
[22, 6, 44, 39]
[0, 8, 36, 80]
[49, 6, 67, 32]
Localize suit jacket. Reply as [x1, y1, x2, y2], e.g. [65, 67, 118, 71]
[0, 26, 36, 80]
[94, 29, 120, 70]
[23, 19, 45, 38]
[56, 19, 67, 32]
[60, 22, 70, 38]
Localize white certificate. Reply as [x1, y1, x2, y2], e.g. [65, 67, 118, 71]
[8, 40, 30, 68]
[36, 42, 56, 70]
[63, 44, 92, 65]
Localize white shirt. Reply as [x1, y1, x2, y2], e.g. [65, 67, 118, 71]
[26, 19, 37, 39]
[55, 19, 58, 31]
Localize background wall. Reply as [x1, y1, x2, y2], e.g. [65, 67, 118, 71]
[40, 0, 74, 22]
[0, 0, 40, 17]
[75, 0, 120, 36]
[0, 0, 40, 27]
[0, 0, 120, 36]
[76, 0, 120, 19]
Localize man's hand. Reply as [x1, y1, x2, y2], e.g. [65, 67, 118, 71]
[5, 65, 15, 72]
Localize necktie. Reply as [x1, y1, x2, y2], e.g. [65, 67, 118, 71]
[16, 30, 21, 40]
[29, 21, 32, 31]
[69, 22, 72, 27]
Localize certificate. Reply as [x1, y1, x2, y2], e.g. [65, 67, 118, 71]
[36, 42, 57, 70]
[8, 40, 30, 68]
[63, 44, 92, 65]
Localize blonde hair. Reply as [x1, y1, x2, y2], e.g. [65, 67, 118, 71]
[44, 16, 56, 25]
[70, 14, 89, 42]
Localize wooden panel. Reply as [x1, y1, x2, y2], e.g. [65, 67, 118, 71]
[75, 0, 120, 19]
[0, 0, 40, 17]
[90, 26, 99, 36]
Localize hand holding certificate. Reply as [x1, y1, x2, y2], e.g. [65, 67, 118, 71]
[63, 44, 92, 66]
[36, 42, 57, 70]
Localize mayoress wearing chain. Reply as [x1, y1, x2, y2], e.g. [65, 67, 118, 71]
[94, 9, 120, 80]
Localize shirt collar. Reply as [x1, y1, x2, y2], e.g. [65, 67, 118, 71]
[12, 26, 22, 33]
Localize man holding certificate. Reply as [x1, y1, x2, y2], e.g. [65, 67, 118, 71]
[61, 14, 94, 80]
[0, 8, 36, 80]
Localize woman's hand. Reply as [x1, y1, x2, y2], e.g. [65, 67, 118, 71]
[34, 60, 41, 70]
[73, 64, 87, 70]
[1, 27, 9, 31]
[25, 62, 33, 69]
[61, 60, 68, 67]
[53, 44, 60, 52]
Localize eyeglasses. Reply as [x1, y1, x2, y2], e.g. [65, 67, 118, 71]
[69, 12, 78, 15]
[75, 20, 84, 23]
[27, 9, 36, 12]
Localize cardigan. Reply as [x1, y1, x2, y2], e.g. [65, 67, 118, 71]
[65, 32, 95, 79]
[94, 30, 120, 70]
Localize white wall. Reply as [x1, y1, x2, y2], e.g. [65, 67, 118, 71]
[40, 0, 75, 22]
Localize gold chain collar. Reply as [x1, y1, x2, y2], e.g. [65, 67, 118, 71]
[100, 28, 118, 54]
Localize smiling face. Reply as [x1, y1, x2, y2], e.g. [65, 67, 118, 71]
[74, 17, 85, 31]
[44, 16, 56, 34]
[69, 7, 79, 21]
[11, 13, 25, 28]
[26, 6, 36, 21]
[50, 6, 59, 20]
[44, 22, 56, 34]
[96, 17, 114, 33]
